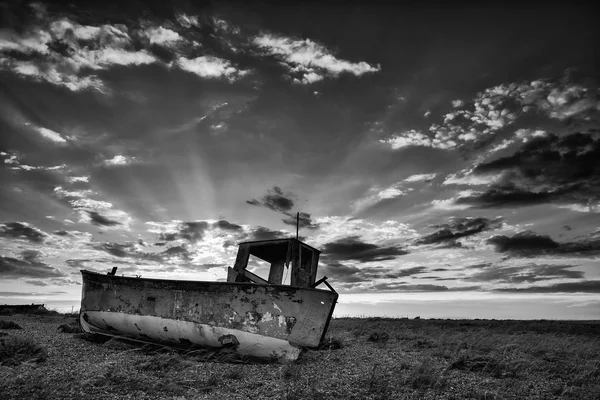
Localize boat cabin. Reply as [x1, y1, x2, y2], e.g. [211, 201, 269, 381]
[227, 238, 321, 288]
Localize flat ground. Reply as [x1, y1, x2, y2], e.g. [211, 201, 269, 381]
[0, 312, 599, 399]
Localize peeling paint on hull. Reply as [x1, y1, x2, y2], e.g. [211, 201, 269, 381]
[80, 311, 302, 361]
[79, 270, 337, 362]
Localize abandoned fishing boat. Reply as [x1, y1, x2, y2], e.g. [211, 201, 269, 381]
[79, 237, 338, 362]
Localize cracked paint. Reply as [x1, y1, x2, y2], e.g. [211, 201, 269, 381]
[79, 270, 337, 361]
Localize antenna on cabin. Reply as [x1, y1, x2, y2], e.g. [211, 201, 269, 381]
[296, 212, 299, 239]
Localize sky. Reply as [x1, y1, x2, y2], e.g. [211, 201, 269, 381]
[0, 1, 599, 319]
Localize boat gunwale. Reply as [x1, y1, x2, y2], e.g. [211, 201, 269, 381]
[80, 269, 338, 295]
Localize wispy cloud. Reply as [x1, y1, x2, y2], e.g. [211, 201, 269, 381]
[36, 127, 68, 143]
[404, 173, 436, 183]
[380, 129, 457, 150]
[103, 155, 136, 166]
[176, 56, 247, 81]
[253, 33, 379, 84]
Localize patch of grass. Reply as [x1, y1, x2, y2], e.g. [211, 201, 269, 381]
[57, 323, 81, 333]
[103, 337, 138, 350]
[0, 308, 15, 316]
[319, 336, 344, 350]
[0, 336, 47, 366]
[404, 357, 447, 389]
[82, 364, 189, 396]
[224, 367, 244, 380]
[282, 364, 300, 380]
[0, 320, 23, 330]
[367, 331, 390, 344]
[135, 353, 186, 372]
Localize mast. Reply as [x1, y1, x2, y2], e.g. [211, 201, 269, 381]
[297, 212, 301, 283]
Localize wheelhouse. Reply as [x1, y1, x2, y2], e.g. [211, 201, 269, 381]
[226, 238, 321, 288]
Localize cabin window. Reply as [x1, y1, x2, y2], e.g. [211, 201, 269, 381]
[247, 255, 270, 282]
[229, 239, 320, 287]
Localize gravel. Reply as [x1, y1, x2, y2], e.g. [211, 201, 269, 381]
[1, 315, 598, 399]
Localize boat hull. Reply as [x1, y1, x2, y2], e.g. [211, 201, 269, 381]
[79, 271, 337, 361]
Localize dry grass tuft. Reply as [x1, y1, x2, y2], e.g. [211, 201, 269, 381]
[0, 336, 47, 366]
[57, 323, 81, 333]
[0, 320, 23, 330]
[367, 331, 390, 343]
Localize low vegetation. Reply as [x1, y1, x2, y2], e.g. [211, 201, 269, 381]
[0, 336, 47, 366]
[0, 321, 23, 330]
[0, 314, 598, 399]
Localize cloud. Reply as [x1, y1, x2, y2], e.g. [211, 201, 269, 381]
[380, 71, 599, 153]
[352, 183, 410, 212]
[252, 33, 379, 83]
[146, 219, 266, 246]
[54, 186, 95, 198]
[176, 56, 246, 81]
[2, 151, 66, 171]
[457, 131, 600, 208]
[67, 176, 90, 183]
[36, 127, 68, 143]
[404, 173, 436, 183]
[0, 291, 67, 297]
[0, 251, 65, 279]
[416, 217, 503, 246]
[142, 26, 182, 46]
[53, 186, 132, 230]
[486, 231, 600, 257]
[247, 186, 295, 213]
[489, 139, 515, 153]
[281, 212, 319, 230]
[246, 187, 319, 229]
[371, 283, 452, 292]
[103, 155, 136, 166]
[314, 217, 419, 248]
[494, 281, 600, 293]
[487, 231, 559, 253]
[87, 211, 121, 227]
[466, 263, 584, 283]
[0, 222, 47, 243]
[213, 220, 243, 232]
[431, 190, 478, 210]
[176, 13, 200, 28]
[244, 226, 289, 242]
[24, 280, 49, 286]
[0, 17, 160, 91]
[321, 262, 427, 284]
[322, 236, 408, 263]
[380, 129, 456, 150]
[178, 221, 210, 242]
[95, 241, 193, 265]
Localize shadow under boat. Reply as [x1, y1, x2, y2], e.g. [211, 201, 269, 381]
[79, 238, 338, 362]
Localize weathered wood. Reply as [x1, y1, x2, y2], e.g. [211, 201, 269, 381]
[232, 244, 250, 282]
[268, 262, 285, 285]
[309, 251, 319, 285]
[310, 276, 328, 289]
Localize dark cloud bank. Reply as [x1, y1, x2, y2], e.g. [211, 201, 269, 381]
[487, 231, 600, 257]
[458, 130, 600, 208]
[415, 216, 503, 247]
